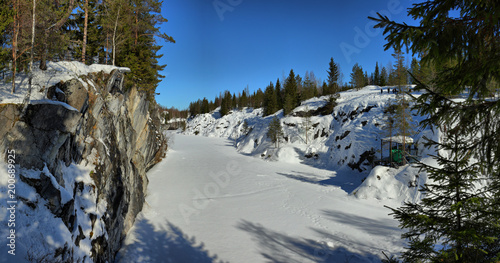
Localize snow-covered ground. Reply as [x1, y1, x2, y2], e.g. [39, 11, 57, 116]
[117, 134, 409, 263]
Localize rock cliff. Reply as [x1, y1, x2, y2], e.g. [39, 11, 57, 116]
[0, 69, 166, 262]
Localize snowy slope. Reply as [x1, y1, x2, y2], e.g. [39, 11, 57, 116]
[184, 86, 431, 199]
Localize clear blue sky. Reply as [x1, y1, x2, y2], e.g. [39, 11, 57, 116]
[156, 0, 417, 109]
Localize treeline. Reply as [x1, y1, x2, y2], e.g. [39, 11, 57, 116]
[160, 106, 188, 122]
[188, 58, 343, 118]
[349, 48, 436, 89]
[187, 52, 437, 118]
[0, 0, 174, 96]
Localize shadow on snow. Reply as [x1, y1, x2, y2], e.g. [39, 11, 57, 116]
[236, 220, 383, 263]
[116, 216, 227, 263]
[276, 170, 363, 194]
[321, 210, 400, 238]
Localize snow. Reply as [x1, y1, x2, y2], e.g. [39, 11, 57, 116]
[382, 136, 414, 144]
[117, 85, 437, 262]
[0, 74, 434, 262]
[117, 134, 406, 263]
[0, 61, 129, 105]
[30, 99, 79, 112]
[0, 160, 100, 263]
[185, 85, 427, 173]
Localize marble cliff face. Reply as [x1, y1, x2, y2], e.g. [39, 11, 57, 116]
[0, 69, 166, 262]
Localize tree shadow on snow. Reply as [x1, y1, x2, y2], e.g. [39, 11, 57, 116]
[276, 171, 361, 193]
[236, 220, 382, 263]
[116, 216, 227, 263]
[321, 209, 400, 238]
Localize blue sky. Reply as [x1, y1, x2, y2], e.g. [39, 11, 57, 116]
[156, 0, 417, 109]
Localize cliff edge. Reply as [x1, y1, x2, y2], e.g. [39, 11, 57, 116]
[0, 62, 166, 263]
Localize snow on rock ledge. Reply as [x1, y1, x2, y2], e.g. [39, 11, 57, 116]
[0, 61, 130, 105]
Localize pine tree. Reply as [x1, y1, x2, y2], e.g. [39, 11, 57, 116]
[410, 57, 422, 85]
[232, 93, 237, 110]
[37, 0, 75, 70]
[0, 4, 12, 72]
[253, 88, 264, 108]
[391, 125, 493, 262]
[380, 103, 396, 163]
[371, 0, 500, 260]
[220, 90, 232, 117]
[392, 47, 407, 88]
[70, 0, 101, 64]
[283, 69, 297, 115]
[263, 82, 278, 116]
[349, 63, 365, 90]
[301, 106, 312, 144]
[302, 71, 316, 101]
[267, 116, 283, 148]
[321, 81, 328, 95]
[380, 66, 388, 86]
[374, 62, 381, 86]
[239, 89, 248, 109]
[326, 57, 340, 95]
[275, 78, 283, 110]
[392, 47, 414, 163]
[201, 97, 209, 114]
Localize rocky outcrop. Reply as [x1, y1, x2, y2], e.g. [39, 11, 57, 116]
[0, 68, 166, 262]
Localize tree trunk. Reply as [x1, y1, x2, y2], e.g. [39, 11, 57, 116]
[11, 0, 19, 94]
[112, 6, 121, 66]
[82, 0, 88, 63]
[105, 32, 109, 65]
[30, 0, 36, 71]
[39, 31, 48, 70]
[23, 0, 36, 114]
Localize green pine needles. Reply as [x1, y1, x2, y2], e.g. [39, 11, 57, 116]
[371, 0, 500, 261]
[267, 116, 284, 148]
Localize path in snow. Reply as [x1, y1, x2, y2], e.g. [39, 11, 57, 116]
[116, 134, 404, 263]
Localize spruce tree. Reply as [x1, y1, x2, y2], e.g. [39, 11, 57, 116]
[302, 71, 316, 101]
[239, 90, 248, 109]
[371, 0, 500, 261]
[410, 57, 422, 85]
[232, 93, 237, 110]
[220, 90, 232, 117]
[275, 78, 283, 110]
[267, 116, 283, 148]
[201, 98, 209, 114]
[374, 62, 381, 86]
[263, 82, 277, 116]
[349, 63, 365, 90]
[380, 66, 388, 86]
[392, 124, 495, 262]
[392, 47, 414, 163]
[283, 69, 297, 115]
[326, 57, 340, 95]
[0, 1, 15, 74]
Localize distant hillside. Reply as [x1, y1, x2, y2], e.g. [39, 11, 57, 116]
[184, 85, 440, 203]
